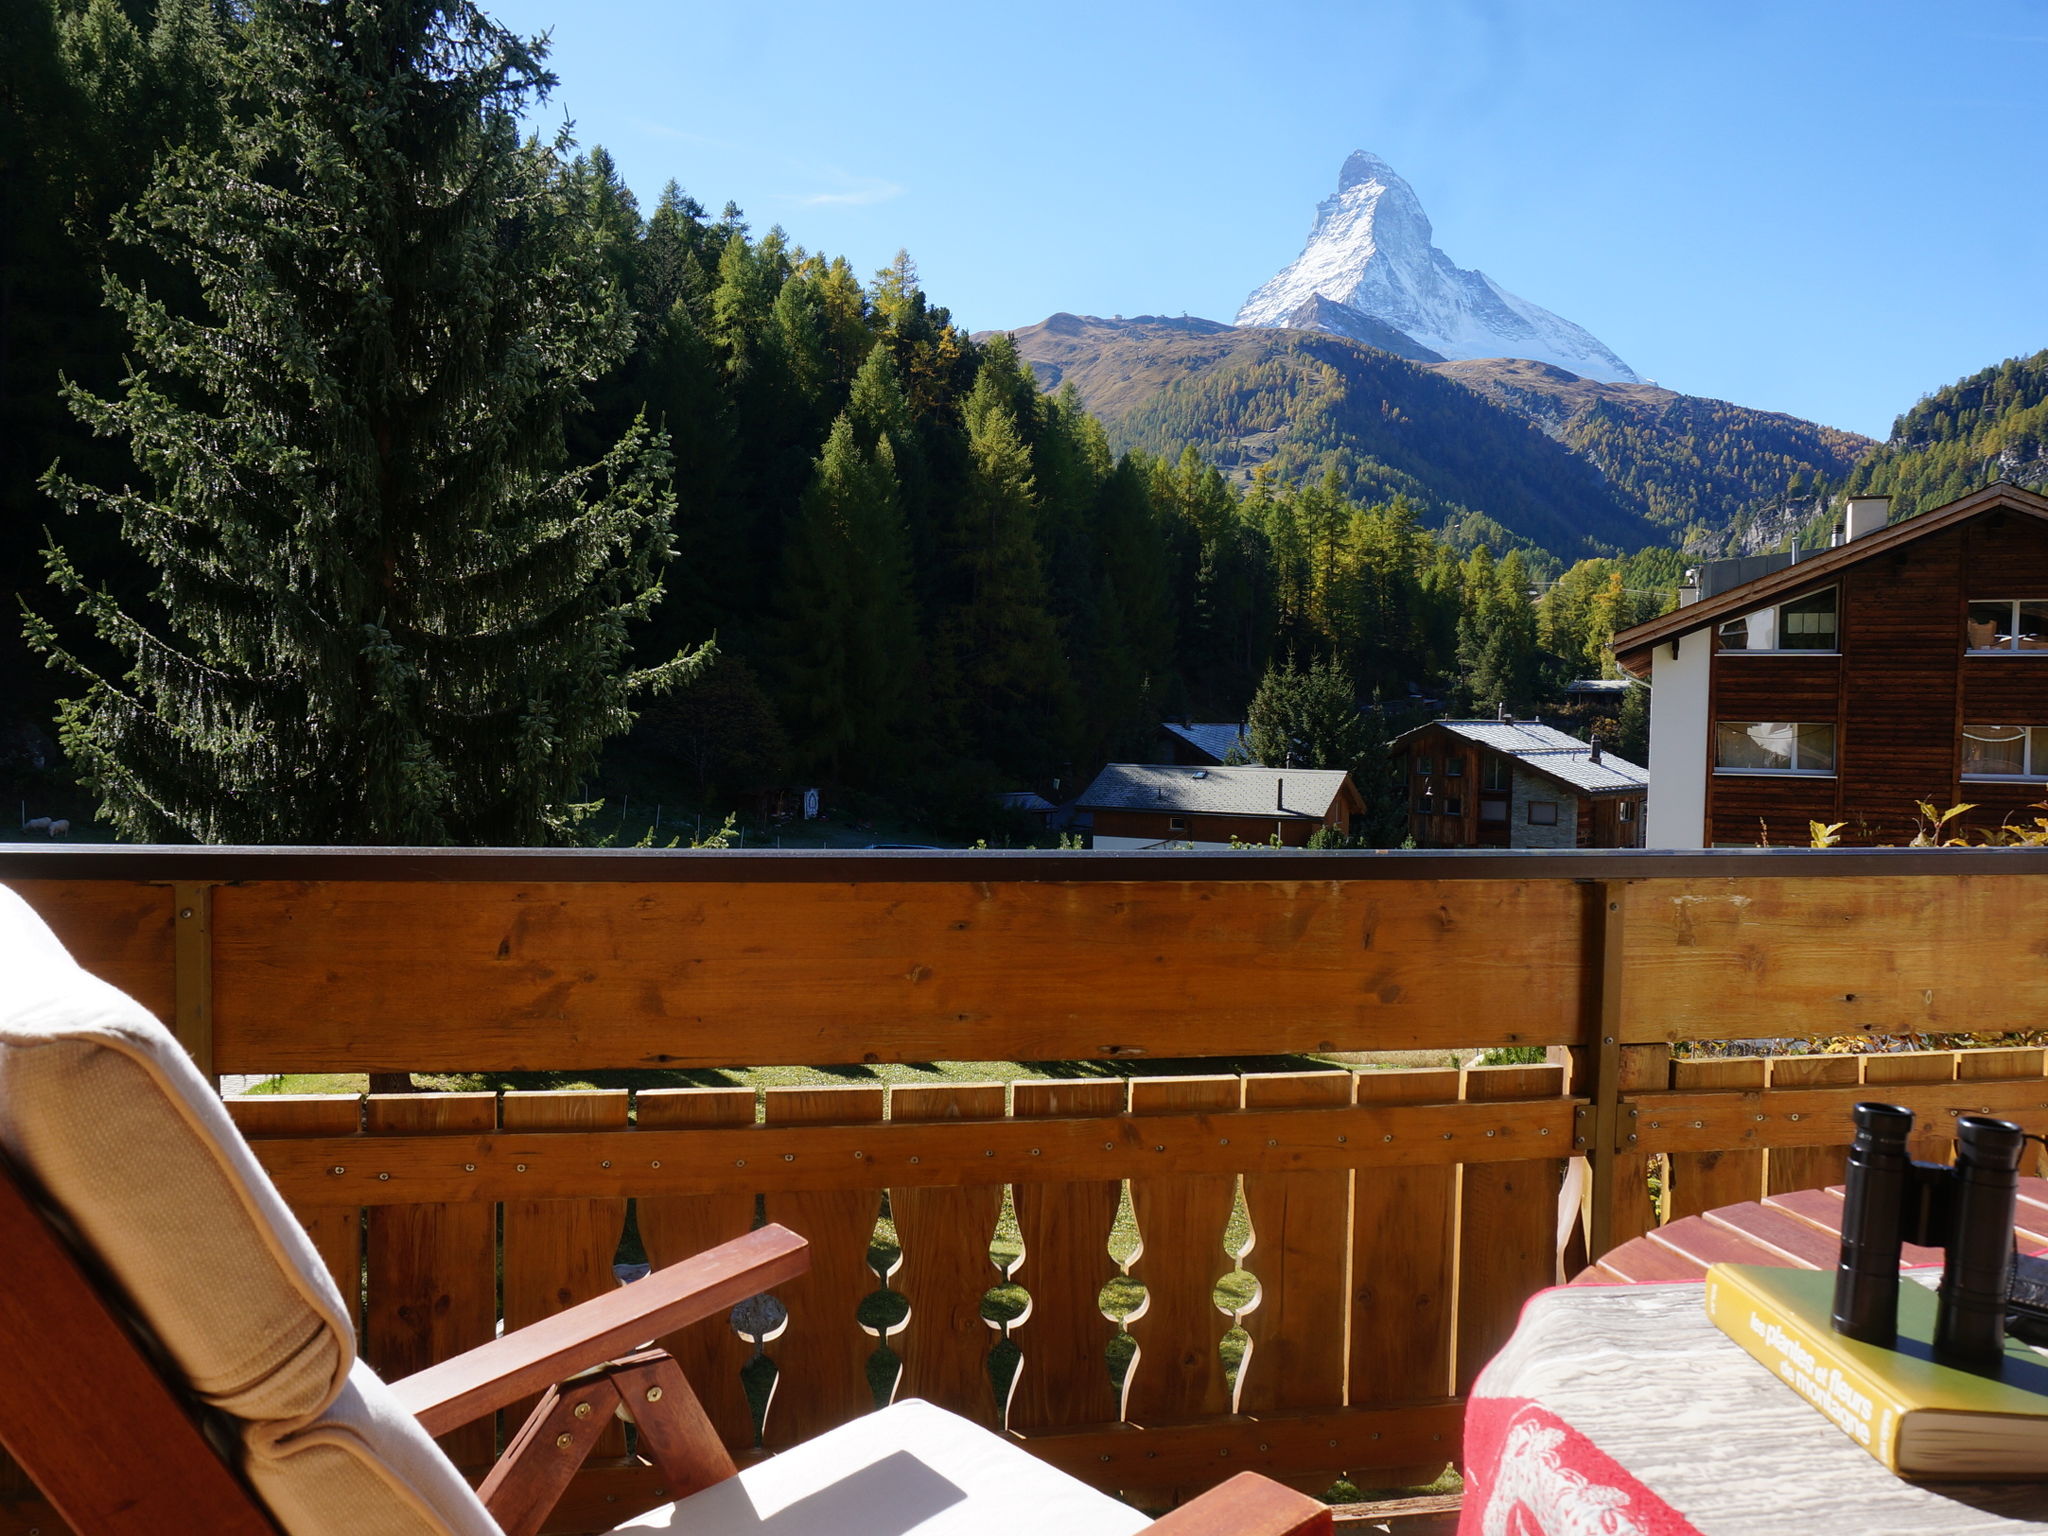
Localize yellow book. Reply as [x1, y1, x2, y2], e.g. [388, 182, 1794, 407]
[1705, 1262, 2048, 1478]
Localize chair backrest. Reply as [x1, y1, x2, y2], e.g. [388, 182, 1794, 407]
[0, 885, 500, 1536]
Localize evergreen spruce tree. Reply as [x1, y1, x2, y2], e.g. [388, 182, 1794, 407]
[30, 0, 690, 845]
[771, 415, 919, 782]
[1244, 654, 1367, 771]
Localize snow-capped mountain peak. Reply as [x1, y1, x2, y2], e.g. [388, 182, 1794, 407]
[1237, 151, 1641, 385]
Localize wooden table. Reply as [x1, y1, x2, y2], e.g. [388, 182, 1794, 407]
[1572, 1174, 2048, 1286]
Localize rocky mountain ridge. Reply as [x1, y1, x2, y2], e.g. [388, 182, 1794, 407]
[1237, 151, 1641, 384]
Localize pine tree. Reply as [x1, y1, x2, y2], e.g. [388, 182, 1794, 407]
[30, 0, 690, 845]
[1244, 654, 1367, 771]
[771, 415, 919, 782]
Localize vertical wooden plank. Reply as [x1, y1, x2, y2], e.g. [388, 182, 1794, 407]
[1009, 1078, 1123, 1432]
[760, 1084, 886, 1450]
[1960, 1048, 2048, 1176]
[1865, 1050, 1959, 1163]
[1349, 1067, 1459, 1487]
[888, 1083, 1006, 1424]
[226, 1095, 363, 1329]
[365, 1092, 498, 1470]
[636, 1088, 760, 1455]
[1765, 1054, 1862, 1194]
[1238, 1072, 1352, 1416]
[1456, 1064, 1565, 1395]
[1238, 1071, 1352, 1494]
[1124, 1076, 1240, 1424]
[502, 1090, 629, 1453]
[1664, 1059, 1768, 1222]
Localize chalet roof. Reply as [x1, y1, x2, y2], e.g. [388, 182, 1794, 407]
[1388, 719, 1649, 795]
[1074, 763, 1351, 820]
[996, 791, 1055, 814]
[1611, 482, 2048, 670]
[1160, 721, 1249, 763]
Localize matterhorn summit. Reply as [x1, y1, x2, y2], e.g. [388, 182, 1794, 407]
[1237, 151, 1641, 384]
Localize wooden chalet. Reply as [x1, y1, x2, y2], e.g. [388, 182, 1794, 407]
[1075, 763, 1365, 849]
[1153, 722, 1249, 767]
[1613, 482, 2048, 847]
[1388, 719, 1647, 849]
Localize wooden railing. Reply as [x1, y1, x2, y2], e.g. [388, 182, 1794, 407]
[6, 844, 2048, 1533]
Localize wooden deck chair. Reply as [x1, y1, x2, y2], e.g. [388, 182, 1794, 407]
[0, 884, 1330, 1536]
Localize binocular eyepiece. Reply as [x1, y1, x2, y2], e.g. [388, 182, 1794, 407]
[1833, 1101, 2026, 1375]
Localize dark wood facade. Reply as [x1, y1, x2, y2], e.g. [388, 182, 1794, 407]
[1394, 723, 1646, 849]
[1618, 489, 2048, 847]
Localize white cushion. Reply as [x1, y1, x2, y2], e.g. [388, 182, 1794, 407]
[0, 884, 354, 1424]
[244, 1359, 500, 1536]
[613, 1399, 1149, 1536]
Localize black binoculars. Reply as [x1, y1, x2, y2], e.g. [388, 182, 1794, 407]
[1833, 1102, 2027, 1375]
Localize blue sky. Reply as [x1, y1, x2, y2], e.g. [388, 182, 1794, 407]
[487, 0, 2048, 440]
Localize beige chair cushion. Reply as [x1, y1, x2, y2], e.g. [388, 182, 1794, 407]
[245, 1359, 500, 1536]
[0, 884, 353, 1423]
[614, 1398, 1151, 1536]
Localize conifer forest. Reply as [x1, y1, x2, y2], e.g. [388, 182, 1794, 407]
[3, 0, 2038, 847]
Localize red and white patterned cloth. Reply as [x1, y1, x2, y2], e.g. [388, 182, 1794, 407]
[1457, 1282, 2048, 1536]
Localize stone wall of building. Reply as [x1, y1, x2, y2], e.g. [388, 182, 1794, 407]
[1509, 765, 1579, 850]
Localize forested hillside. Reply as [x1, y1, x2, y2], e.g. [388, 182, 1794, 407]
[0, 0, 1677, 836]
[1427, 359, 1872, 548]
[1000, 314, 1656, 557]
[1844, 350, 2048, 513]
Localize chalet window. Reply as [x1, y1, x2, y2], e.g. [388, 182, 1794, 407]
[1168, 816, 1188, 832]
[1717, 588, 1838, 652]
[1479, 801, 1508, 822]
[1444, 796, 1464, 815]
[1444, 756, 1464, 777]
[1617, 801, 1635, 822]
[1481, 757, 1510, 791]
[1966, 600, 2048, 653]
[1715, 721, 1837, 774]
[1416, 754, 1434, 775]
[1962, 725, 2048, 779]
[1528, 802, 1559, 826]
[1417, 793, 1436, 814]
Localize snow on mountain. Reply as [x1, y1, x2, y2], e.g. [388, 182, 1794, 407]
[1237, 151, 1642, 385]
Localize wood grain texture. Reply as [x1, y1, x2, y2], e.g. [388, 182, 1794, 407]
[1125, 1076, 1242, 1425]
[1008, 1078, 1123, 1432]
[634, 1087, 761, 1454]
[7, 879, 176, 1023]
[887, 1083, 1005, 1423]
[759, 1085, 886, 1450]
[251, 1097, 1580, 1209]
[1238, 1073, 1352, 1420]
[1138, 1471, 1333, 1535]
[1350, 1070, 1459, 1413]
[1864, 1050, 1960, 1163]
[227, 1095, 363, 1329]
[501, 1091, 629, 1454]
[0, 1156, 281, 1536]
[1620, 876, 2048, 1043]
[203, 878, 1589, 1072]
[1765, 1055, 1861, 1195]
[365, 1093, 499, 1469]
[1455, 1064, 1565, 1395]
[1664, 1058, 1768, 1221]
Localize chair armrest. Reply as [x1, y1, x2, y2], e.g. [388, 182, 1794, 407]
[1138, 1472, 1332, 1536]
[390, 1223, 808, 1437]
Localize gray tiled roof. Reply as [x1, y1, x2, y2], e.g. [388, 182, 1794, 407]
[1161, 721, 1249, 763]
[1075, 763, 1351, 818]
[1410, 720, 1649, 794]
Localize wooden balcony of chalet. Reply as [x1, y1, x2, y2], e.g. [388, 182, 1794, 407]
[5, 843, 2048, 1533]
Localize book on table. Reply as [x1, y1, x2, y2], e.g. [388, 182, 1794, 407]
[1705, 1262, 2048, 1478]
